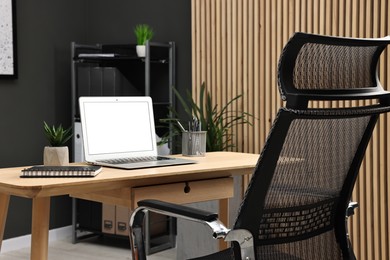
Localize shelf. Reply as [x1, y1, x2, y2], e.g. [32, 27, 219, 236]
[153, 102, 171, 106]
[74, 54, 169, 64]
[73, 42, 171, 65]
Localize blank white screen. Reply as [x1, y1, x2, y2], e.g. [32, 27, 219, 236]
[83, 101, 154, 155]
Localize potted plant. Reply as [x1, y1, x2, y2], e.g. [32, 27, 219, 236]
[134, 24, 154, 57]
[43, 121, 73, 166]
[160, 82, 253, 152]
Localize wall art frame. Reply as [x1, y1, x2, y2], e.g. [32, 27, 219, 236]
[0, 0, 17, 78]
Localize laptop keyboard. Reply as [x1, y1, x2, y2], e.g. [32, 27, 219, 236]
[97, 156, 173, 165]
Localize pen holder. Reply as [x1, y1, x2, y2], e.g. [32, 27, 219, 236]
[182, 131, 207, 157]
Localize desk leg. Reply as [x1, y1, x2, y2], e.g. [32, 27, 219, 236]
[0, 194, 10, 251]
[219, 198, 229, 250]
[31, 197, 50, 260]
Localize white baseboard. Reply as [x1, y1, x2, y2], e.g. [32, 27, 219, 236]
[1, 225, 72, 253]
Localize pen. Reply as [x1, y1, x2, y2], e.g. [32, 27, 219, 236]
[190, 116, 201, 131]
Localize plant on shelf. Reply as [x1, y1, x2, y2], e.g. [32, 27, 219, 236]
[43, 121, 73, 166]
[134, 24, 154, 57]
[160, 82, 253, 152]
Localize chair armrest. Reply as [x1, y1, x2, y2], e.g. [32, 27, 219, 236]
[131, 199, 229, 239]
[130, 199, 254, 260]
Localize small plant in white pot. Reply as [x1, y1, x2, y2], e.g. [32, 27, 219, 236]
[134, 24, 154, 57]
[43, 121, 73, 166]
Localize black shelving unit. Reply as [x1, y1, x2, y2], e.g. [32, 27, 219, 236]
[70, 41, 176, 254]
[71, 41, 175, 147]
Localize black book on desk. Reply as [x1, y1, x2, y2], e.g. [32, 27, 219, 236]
[20, 165, 102, 178]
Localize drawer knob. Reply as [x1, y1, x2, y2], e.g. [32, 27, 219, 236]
[184, 182, 191, 193]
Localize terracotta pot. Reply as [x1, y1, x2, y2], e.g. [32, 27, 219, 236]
[43, 146, 69, 166]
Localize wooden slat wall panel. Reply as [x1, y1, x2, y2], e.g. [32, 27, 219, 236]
[191, 0, 390, 259]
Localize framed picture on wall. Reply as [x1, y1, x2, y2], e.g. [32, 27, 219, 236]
[0, 0, 17, 78]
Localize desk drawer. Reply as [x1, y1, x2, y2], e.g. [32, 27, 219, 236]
[132, 177, 233, 206]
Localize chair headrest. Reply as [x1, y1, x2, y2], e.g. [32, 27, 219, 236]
[278, 32, 390, 109]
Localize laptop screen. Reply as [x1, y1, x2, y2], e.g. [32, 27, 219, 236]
[80, 97, 156, 158]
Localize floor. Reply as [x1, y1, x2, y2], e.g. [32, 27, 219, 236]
[0, 236, 176, 260]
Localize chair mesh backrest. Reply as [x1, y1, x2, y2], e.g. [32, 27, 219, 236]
[258, 113, 369, 259]
[293, 44, 377, 90]
[265, 116, 369, 209]
[233, 109, 375, 260]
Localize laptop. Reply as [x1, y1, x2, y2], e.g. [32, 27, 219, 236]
[78, 96, 196, 169]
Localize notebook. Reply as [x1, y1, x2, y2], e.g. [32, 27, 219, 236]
[78, 96, 195, 169]
[20, 165, 102, 178]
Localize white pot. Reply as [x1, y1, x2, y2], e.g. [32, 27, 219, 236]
[136, 45, 146, 57]
[43, 146, 69, 166]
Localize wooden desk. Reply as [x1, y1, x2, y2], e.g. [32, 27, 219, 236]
[0, 152, 258, 260]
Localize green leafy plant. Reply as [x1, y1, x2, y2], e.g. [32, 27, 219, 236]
[161, 82, 253, 152]
[134, 24, 154, 45]
[43, 121, 73, 147]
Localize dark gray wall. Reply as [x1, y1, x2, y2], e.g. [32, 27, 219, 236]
[84, 0, 192, 94]
[0, 0, 191, 239]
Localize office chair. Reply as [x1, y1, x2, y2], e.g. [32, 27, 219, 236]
[129, 32, 390, 259]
